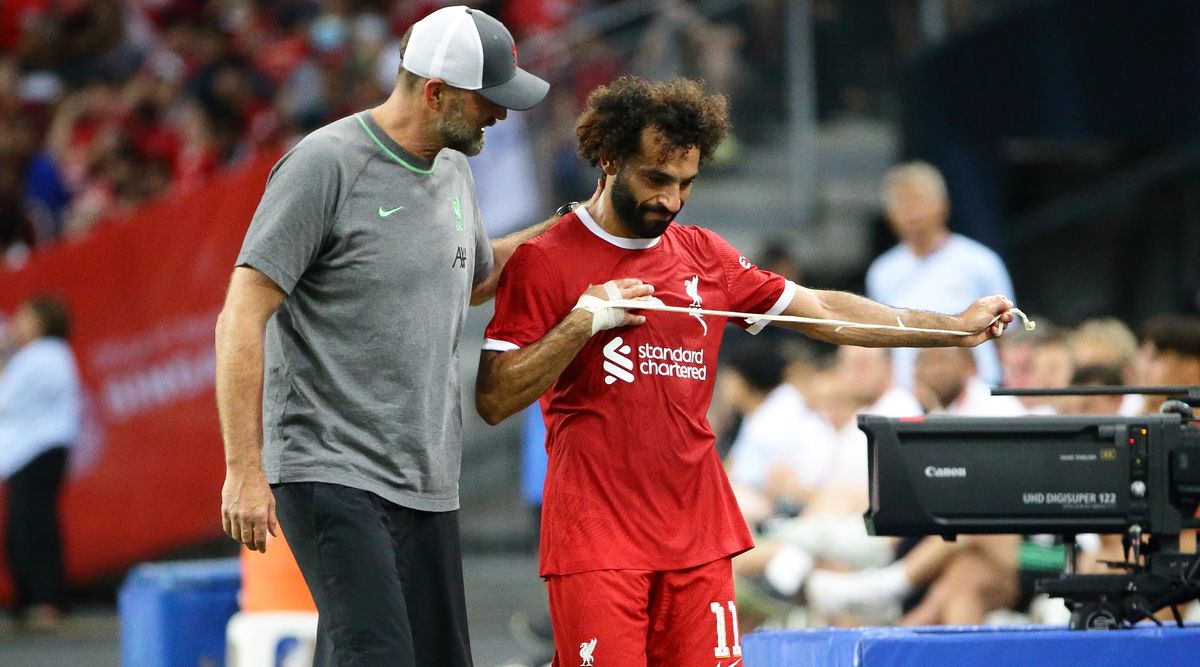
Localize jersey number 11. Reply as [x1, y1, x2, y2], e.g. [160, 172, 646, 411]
[710, 600, 742, 659]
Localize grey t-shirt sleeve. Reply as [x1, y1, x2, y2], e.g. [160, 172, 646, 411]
[237, 137, 342, 294]
[466, 166, 494, 287]
[472, 205, 494, 287]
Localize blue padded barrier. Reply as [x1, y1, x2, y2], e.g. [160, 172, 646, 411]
[743, 624, 1200, 666]
[118, 559, 241, 667]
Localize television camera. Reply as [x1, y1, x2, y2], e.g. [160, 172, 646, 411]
[862, 386, 1200, 630]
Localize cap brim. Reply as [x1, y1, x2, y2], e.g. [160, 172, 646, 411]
[477, 67, 549, 111]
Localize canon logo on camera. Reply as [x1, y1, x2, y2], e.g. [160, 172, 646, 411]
[924, 465, 967, 479]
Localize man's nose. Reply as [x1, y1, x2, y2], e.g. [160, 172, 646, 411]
[658, 187, 682, 212]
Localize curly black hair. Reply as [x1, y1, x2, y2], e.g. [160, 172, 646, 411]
[576, 77, 730, 167]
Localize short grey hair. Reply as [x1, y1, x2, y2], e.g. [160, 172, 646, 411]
[1070, 317, 1139, 365]
[881, 161, 948, 207]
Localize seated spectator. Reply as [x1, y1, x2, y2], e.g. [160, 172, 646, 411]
[806, 530, 1024, 626]
[999, 320, 1039, 392]
[812, 345, 922, 517]
[1023, 330, 1076, 414]
[1068, 317, 1141, 415]
[732, 347, 919, 623]
[1070, 318, 1139, 377]
[911, 346, 1026, 415]
[1064, 364, 1125, 416]
[1137, 315, 1200, 413]
[724, 341, 837, 525]
[802, 346, 1026, 624]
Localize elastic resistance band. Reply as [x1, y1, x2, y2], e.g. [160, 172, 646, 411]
[599, 299, 1036, 337]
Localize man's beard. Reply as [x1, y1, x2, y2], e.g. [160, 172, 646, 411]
[611, 168, 679, 238]
[438, 94, 485, 156]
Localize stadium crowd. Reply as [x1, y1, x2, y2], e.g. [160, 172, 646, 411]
[3, 0, 377, 261]
[0, 0, 593, 264]
[0, 0, 798, 268]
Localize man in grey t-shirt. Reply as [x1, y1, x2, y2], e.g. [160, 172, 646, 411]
[215, 7, 551, 666]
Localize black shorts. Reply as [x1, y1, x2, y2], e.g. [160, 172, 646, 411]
[273, 482, 473, 667]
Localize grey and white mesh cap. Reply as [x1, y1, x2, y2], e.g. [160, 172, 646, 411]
[402, 5, 550, 111]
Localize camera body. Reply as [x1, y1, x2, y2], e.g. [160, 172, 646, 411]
[861, 406, 1200, 629]
[862, 413, 1200, 539]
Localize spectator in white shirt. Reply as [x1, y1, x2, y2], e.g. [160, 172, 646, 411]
[913, 346, 1025, 416]
[0, 296, 80, 631]
[723, 343, 838, 525]
[866, 161, 1015, 391]
[820, 346, 923, 514]
[803, 346, 1027, 623]
[731, 348, 920, 609]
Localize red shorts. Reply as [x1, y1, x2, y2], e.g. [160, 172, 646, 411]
[547, 558, 743, 667]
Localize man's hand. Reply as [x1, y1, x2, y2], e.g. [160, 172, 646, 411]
[955, 295, 1016, 347]
[221, 467, 278, 553]
[574, 279, 656, 334]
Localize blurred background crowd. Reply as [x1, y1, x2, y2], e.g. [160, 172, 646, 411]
[0, 0, 1198, 664]
[0, 0, 777, 261]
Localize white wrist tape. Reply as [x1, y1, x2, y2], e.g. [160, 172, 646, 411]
[572, 281, 626, 335]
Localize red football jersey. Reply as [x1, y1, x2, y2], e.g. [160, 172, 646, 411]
[484, 208, 795, 576]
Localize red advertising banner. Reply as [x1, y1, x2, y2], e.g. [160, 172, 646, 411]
[0, 152, 280, 598]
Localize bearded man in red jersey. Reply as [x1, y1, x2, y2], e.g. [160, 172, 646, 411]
[476, 77, 1014, 666]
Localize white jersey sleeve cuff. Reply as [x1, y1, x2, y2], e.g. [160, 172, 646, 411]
[482, 338, 521, 352]
[746, 280, 798, 335]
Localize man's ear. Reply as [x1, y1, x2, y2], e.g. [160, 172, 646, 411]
[423, 79, 447, 110]
[599, 155, 620, 177]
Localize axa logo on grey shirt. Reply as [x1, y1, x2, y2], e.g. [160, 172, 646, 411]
[235, 111, 494, 512]
[452, 246, 469, 268]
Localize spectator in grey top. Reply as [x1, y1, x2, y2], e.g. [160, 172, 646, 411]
[215, 6, 551, 666]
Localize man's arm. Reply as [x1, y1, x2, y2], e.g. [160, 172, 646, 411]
[777, 286, 1014, 348]
[476, 279, 653, 424]
[471, 181, 605, 305]
[470, 216, 558, 305]
[215, 267, 286, 553]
